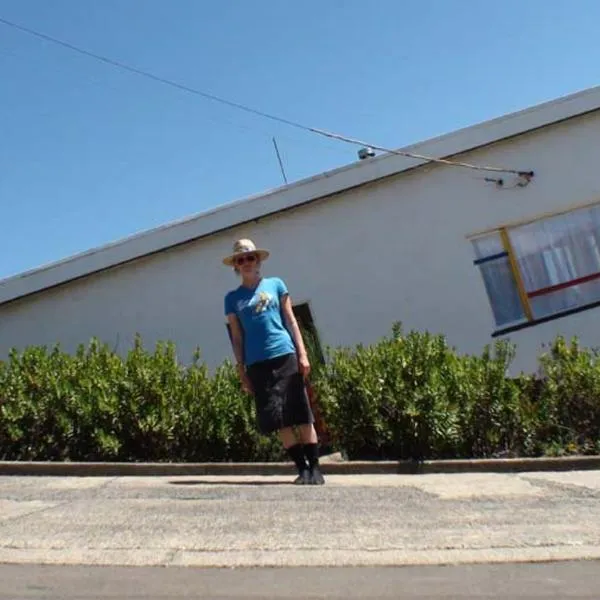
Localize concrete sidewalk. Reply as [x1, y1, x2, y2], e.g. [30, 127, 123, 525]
[1, 471, 600, 568]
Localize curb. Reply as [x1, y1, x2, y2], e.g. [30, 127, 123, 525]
[0, 455, 599, 477]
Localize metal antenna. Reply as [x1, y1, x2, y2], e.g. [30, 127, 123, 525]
[272, 137, 288, 184]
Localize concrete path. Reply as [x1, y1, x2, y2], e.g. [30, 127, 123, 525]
[1, 471, 600, 568]
[2, 561, 600, 599]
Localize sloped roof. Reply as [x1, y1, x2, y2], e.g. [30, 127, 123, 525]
[3, 85, 600, 306]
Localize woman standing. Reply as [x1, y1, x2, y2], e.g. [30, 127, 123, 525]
[223, 238, 325, 485]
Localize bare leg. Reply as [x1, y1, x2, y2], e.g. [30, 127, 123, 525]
[278, 426, 298, 449]
[297, 423, 318, 444]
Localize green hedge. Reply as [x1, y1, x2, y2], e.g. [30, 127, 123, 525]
[0, 335, 284, 462]
[1, 325, 599, 462]
[316, 324, 600, 460]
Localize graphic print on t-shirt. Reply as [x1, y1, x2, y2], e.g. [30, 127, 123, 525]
[235, 290, 274, 315]
[254, 291, 273, 313]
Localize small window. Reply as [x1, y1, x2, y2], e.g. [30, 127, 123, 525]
[471, 203, 600, 330]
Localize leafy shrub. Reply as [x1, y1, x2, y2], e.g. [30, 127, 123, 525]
[448, 341, 534, 459]
[315, 323, 527, 460]
[317, 324, 451, 459]
[315, 323, 599, 460]
[1, 325, 600, 462]
[531, 336, 600, 456]
[0, 336, 282, 462]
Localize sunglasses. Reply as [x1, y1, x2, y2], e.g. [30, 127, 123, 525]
[234, 254, 257, 266]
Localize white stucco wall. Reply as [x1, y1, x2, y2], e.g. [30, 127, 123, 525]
[2, 110, 600, 373]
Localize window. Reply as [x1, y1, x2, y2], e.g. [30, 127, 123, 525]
[471, 203, 600, 332]
[471, 233, 527, 328]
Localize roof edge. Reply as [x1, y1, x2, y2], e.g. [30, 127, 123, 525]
[2, 85, 600, 305]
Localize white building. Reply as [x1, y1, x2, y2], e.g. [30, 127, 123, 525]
[3, 86, 600, 374]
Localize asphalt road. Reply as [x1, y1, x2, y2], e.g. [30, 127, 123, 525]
[2, 561, 600, 599]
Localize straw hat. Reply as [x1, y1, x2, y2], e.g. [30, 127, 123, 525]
[222, 238, 270, 266]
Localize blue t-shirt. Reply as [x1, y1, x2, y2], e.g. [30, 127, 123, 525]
[224, 276, 296, 366]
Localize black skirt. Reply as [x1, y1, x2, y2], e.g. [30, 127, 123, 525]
[246, 352, 315, 435]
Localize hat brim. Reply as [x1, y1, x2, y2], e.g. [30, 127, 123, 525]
[222, 248, 270, 266]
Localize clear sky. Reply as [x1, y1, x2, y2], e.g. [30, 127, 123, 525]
[1, 0, 599, 280]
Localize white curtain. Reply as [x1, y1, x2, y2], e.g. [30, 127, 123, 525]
[508, 205, 600, 318]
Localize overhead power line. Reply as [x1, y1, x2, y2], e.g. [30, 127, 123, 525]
[0, 16, 534, 177]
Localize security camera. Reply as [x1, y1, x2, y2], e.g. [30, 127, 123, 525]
[358, 147, 376, 160]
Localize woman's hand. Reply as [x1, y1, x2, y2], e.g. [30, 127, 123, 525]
[298, 353, 311, 380]
[237, 364, 253, 395]
[241, 373, 254, 395]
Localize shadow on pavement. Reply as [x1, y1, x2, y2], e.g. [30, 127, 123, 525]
[168, 479, 294, 486]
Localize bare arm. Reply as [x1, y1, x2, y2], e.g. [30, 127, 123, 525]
[226, 313, 252, 393]
[226, 313, 245, 366]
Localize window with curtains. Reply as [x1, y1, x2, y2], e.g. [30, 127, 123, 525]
[471, 203, 600, 330]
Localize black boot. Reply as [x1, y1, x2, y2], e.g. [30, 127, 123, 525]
[287, 444, 310, 484]
[303, 443, 325, 485]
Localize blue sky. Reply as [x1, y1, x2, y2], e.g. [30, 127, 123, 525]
[1, 0, 598, 280]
